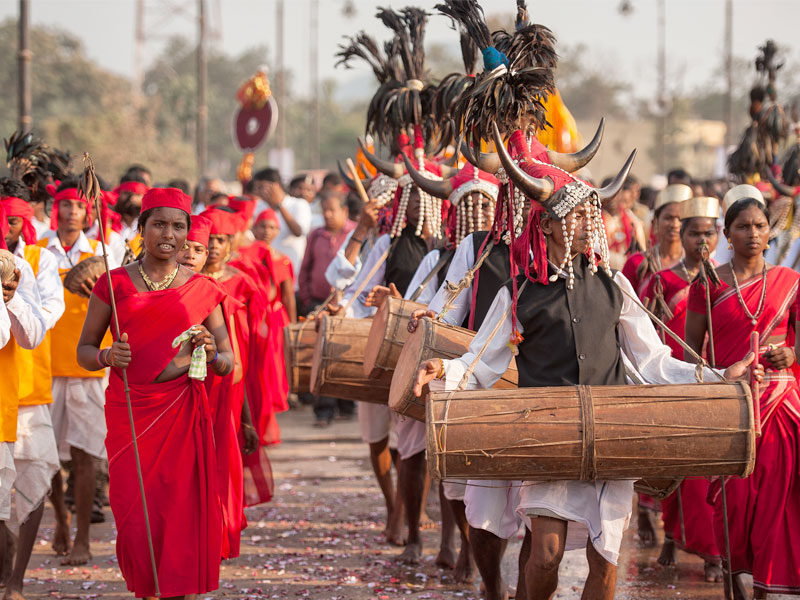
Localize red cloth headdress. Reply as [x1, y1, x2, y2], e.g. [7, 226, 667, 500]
[0, 197, 37, 245]
[113, 181, 150, 196]
[227, 195, 256, 223]
[0, 204, 8, 250]
[141, 188, 192, 215]
[255, 208, 279, 228]
[49, 188, 93, 230]
[187, 214, 212, 248]
[199, 208, 238, 236]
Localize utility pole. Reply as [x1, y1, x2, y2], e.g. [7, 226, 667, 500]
[134, 0, 145, 105]
[310, 0, 320, 168]
[276, 0, 286, 153]
[656, 0, 666, 174]
[18, 0, 32, 132]
[723, 0, 733, 148]
[197, 0, 208, 177]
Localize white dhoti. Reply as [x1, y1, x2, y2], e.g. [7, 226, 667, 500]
[517, 480, 634, 565]
[357, 402, 397, 448]
[11, 404, 60, 528]
[391, 413, 426, 461]
[442, 480, 467, 502]
[464, 479, 522, 539]
[50, 377, 107, 461]
[0, 442, 16, 521]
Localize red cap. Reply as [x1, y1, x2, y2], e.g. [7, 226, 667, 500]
[141, 188, 191, 215]
[187, 214, 212, 247]
[0, 197, 37, 244]
[199, 207, 238, 235]
[228, 195, 256, 222]
[50, 188, 93, 230]
[255, 208, 279, 227]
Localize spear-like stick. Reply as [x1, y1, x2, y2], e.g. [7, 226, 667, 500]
[79, 154, 160, 596]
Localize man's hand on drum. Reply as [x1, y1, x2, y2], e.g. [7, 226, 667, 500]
[722, 351, 765, 384]
[2, 268, 20, 303]
[407, 308, 436, 333]
[763, 345, 796, 370]
[365, 283, 400, 308]
[413, 358, 443, 397]
[106, 332, 132, 368]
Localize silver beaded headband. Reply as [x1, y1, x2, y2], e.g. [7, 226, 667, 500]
[549, 181, 597, 220]
[367, 174, 398, 208]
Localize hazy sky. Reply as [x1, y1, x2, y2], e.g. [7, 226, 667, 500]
[2, 0, 799, 102]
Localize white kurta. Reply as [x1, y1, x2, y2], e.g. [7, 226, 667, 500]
[7, 256, 46, 350]
[0, 301, 10, 349]
[324, 229, 376, 291]
[441, 270, 721, 564]
[14, 239, 65, 330]
[341, 234, 391, 319]
[426, 233, 478, 325]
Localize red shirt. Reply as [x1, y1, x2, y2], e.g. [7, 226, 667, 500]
[298, 220, 356, 306]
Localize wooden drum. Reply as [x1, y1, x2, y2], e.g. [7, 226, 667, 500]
[283, 322, 318, 394]
[428, 382, 755, 481]
[310, 314, 392, 404]
[363, 297, 425, 379]
[389, 317, 518, 422]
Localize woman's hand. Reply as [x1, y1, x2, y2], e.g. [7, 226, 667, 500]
[106, 332, 132, 368]
[242, 423, 259, 455]
[413, 359, 443, 397]
[191, 324, 217, 362]
[722, 351, 764, 384]
[365, 283, 400, 308]
[408, 309, 436, 333]
[764, 346, 795, 370]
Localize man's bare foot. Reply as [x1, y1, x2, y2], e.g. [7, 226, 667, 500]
[657, 538, 676, 566]
[385, 506, 406, 547]
[704, 560, 723, 583]
[397, 542, 422, 564]
[60, 542, 91, 566]
[453, 547, 476, 584]
[51, 522, 70, 556]
[637, 507, 657, 547]
[420, 511, 436, 531]
[479, 580, 513, 599]
[3, 587, 26, 600]
[435, 543, 456, 569]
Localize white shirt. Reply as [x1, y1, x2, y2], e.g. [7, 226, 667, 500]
[341, 234, 391, 318]
[13, 239, 65, 331]
[32, 218, 49, 240]
[257, 195, 312, 276]
[85, 223, 127, 267]
[7, 256, 46, 350]
[120, 221, 138, 244]
[403, 249, 445, 305]
[309, 198, 325, 230]
[324, 229, 376, 290]
[427, 233, 478, 322]
[0, 300, 10, 348]
[39, 230, 117, 271]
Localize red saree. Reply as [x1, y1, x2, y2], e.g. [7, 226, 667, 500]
[622, 252, 647, 296]
[93, 268, 226, 597]
[688, 265, 800, 594]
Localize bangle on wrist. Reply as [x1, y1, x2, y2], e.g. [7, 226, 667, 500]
[435, 358, 445, 380]
[207, 350, 219, 365]
[242, 423, 256, 431]
[351, 237, 364, 245]
[96, 348, 108, 368]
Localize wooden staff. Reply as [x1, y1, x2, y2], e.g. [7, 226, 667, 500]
[346, 157, 371, 206]
[80, 155, 160, 596]
[751, 331, 761, 437]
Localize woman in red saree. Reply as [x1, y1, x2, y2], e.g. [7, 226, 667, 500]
[77, 189, 235, 598]
[643, 197, 722, 581]
[686, 194, 800, 598]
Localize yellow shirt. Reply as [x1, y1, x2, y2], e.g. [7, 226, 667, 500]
[17, 245, 53, 405]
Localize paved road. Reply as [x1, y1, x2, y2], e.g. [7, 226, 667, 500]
[21, 406, 767, 599]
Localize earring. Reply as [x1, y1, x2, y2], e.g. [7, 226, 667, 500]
[727, 239, 732, 250]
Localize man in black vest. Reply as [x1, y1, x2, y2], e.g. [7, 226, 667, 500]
[413, 171, 760, 599]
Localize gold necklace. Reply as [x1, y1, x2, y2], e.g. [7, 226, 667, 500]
[138, 261, 179, 291]
[208, 269, 225, 280]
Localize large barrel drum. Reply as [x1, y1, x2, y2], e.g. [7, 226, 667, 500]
[363, 297, 426, 379]
[283, 322, 317, 394]
[310, 314, 391, 404]
[389, 317, 518, 422]
[428, 382, 755, 481]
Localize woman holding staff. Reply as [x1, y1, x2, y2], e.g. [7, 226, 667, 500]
[685, 185, 800, 598]
[76, 188, 235, 598]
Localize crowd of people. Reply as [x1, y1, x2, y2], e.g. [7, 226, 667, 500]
[1, 1, 800, 600]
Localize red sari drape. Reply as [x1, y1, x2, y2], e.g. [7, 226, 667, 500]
[643, 267, 720, 562]
[92, 268, 227, 597]
[622, 251, 647, 297]
[688, 265, 800, 594]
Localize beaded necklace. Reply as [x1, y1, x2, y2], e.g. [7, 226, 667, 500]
[729, 259, 768, 326]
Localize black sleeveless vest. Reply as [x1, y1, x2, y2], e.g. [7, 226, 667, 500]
[463, 231, 511, 331]
[385, 226, 429, 297]
[509, 256, 627, 388]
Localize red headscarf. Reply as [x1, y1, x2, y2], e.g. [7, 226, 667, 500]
[141, 188, 192, 215]
[0, 196, 37, 245]
[49, 188, 93, 230]
[0, 204, 8, 250]
[227, 195, 256, 223]
[187, 214, 212, 248]
[113, 181, 149, 196]
[255, 208, 279, 228]
[199, 208, 239, 236]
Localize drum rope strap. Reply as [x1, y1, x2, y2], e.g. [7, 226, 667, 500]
[342, 238, 399, 314]
[613, 280, 726, 383]
[436, 242, 493, 321]
[577, 385, 597, 481]
[297, 289, 339, 336]
[409, 249, 454, 302]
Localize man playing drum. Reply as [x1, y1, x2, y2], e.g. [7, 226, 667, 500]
[413, 144, 761, 600]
